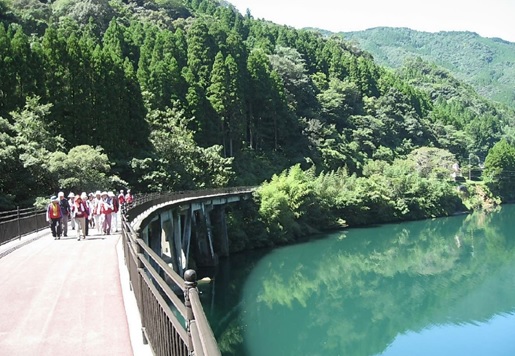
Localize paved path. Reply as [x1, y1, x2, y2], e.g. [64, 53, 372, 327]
[0, 227, 141, 356]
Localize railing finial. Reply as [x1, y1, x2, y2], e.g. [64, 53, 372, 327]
[184, 269, 197, 286]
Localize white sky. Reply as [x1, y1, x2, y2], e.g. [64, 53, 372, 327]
[228, 0, 515, 43]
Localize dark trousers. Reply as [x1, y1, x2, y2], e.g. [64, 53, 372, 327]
[50, 218, 62, 237]
[85, 217, 89, 236]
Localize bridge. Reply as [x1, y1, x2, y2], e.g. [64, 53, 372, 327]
[0, 187, 255, 355]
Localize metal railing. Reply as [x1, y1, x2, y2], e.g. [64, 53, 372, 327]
[121, 187, 255, 356]
[125, 186, 255, 223]
[1, 187, 253, 355]
[0, 207, 47, 245]
[122, 221, 221, 356]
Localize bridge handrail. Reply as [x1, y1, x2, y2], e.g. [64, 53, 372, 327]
[126, 186, 256, 223]
[0, 206, 43, 220]
[0, 206, 47, 246]
[121, 187, 255, 356]
[123, 218, 192, 355]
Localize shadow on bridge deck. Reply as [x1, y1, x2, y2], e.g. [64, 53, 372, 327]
[0, 227, 151, 356]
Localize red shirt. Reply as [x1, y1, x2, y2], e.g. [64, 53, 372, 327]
[47, 202, 62, 219]
[73, 201, 88, 218]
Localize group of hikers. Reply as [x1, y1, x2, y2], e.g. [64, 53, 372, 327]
[46, 189, 134, 241]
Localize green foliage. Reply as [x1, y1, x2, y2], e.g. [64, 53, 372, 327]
[0, 116, 20, 209]
[2, 96, 64, 204]
[406, 147, 456, 179]
[255, 152, 464, 243]
[460, 182, 500, 211]
[131, 105, 233, 192]
[4, 0, 50, 35]
[256, 164, 316, 243]
[483, 139, 515, 201]
[0, 0, 509, 226]
[47, 144, 119, 193]
[52, 0, 114, 33]
[225, 197, 271, 253]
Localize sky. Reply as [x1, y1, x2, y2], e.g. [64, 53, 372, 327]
[227, 0, 515, 43]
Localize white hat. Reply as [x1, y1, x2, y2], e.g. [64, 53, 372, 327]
[81, 192, 88, 199]
[50, 195, 58, 202]
[68, 192, 75, 198]
[58, 191, 64, 197]
[108, 191, 115, 197]
[95, 190, 101, 196]
[101, 191, 108, 196]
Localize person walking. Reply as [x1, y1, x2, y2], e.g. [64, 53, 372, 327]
[46, 196, 62, 239]
[125, 189, 133, 208]
[68, 192, 76, 231]
[87, 193, 94, 232]
[118, 189, 126, 215]
[72, 194, 89, 240]
[110, 191, 120, 232]
[58, 191, 71, 237]
[92, 191, 103, 234]
[101, 191, 114, 235]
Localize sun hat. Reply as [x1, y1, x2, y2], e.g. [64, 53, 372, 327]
[68, 192, 75, 198]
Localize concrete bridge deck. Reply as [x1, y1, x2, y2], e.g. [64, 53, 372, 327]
[0, 228, 149, 356]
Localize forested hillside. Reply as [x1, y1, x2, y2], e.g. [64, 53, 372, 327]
[1, 0, 514, 240]
[339, 27, 515, 108]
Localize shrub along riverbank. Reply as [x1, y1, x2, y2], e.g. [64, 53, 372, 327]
[226, 148, 502, 253]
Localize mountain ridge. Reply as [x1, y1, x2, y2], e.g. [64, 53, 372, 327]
[315, 26, 515, 108]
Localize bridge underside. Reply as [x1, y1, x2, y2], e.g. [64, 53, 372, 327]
[138, 195, 246, 276]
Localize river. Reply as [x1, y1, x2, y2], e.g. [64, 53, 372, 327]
[198, 204, 515, 356]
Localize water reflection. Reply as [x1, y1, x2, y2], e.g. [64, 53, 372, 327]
[200, 205, 515, 356]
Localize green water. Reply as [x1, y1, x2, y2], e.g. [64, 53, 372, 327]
[199, 205, 515, 356]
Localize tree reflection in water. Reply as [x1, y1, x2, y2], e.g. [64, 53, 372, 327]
[199, 205, 515, 356]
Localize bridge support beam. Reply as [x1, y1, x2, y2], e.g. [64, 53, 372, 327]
[181, 206, 193, 274]
[194, 203, 217, 266]
[160, 210, 175, 270]
[138, 192, 253, 273]
[172, 210, 182, 272]
[213, 206, 229, 258]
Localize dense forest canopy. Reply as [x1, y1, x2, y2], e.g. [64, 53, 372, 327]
[1, 0, 514, 241]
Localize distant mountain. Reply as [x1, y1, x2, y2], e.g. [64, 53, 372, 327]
[334, 27, 515, 108]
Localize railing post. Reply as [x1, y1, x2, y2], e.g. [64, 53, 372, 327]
[34, 208, 38, 232]
[17, 206, 21, 240]
[184, 269, 197, 354]
[135, 237, 149, 345]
